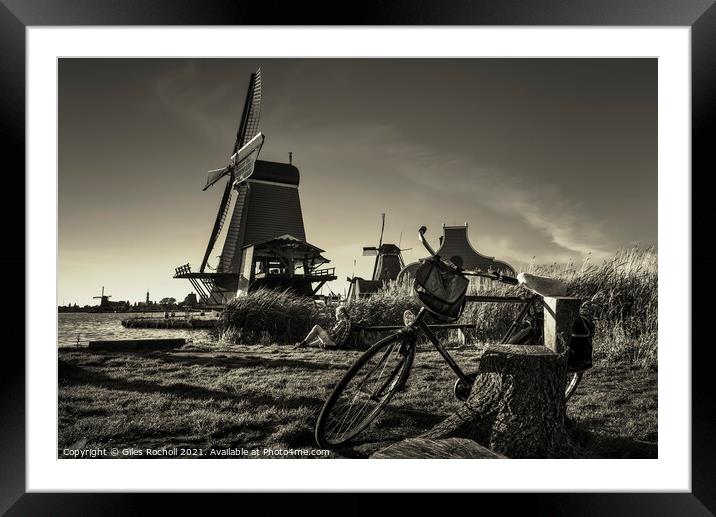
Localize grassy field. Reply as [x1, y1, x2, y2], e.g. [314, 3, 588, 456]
[58, 341, 656, 459]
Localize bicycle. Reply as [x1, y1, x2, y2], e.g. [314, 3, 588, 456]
[314, 226, 589, 449]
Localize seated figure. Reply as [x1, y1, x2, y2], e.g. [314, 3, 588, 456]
[295, 306, 352, 350]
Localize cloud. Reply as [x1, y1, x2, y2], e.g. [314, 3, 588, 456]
[402, 163, 614, 261]
[322, 124, 616, 261]
[156, 65, 617, 265]
[155, 62, 237, 149]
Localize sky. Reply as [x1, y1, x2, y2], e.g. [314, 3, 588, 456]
[58, 58, 656, 306]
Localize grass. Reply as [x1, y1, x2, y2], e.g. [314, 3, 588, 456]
[58, 343, 656, 459]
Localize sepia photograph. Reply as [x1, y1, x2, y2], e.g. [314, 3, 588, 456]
[57, 57, 657, 460]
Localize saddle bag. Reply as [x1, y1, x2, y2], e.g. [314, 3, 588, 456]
[567, 314, 595, 371]
[414, 257, 469, 323]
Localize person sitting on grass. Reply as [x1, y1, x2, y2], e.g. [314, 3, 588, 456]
[295, 306, 351, 350]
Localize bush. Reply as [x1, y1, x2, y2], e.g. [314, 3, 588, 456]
[216, 289, 321, 345]
[343, 281, 421, 328]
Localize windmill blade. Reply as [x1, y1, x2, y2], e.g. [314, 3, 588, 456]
[362, 247, 379, 256]
[200, 180, 233, 272]
[232, 68, 263, 155]
[230, 133, 264, 184]
[378, 213, 386, 248]
[373, 213, 385, 281]
[203, 166, 230, 191]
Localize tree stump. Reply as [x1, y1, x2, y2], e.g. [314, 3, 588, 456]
[371, 438, 505, 459]
[423, 344, 571, 458]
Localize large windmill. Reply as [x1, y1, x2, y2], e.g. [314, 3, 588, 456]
[174, 68, 336, 305]
[347, 214, 409, 299]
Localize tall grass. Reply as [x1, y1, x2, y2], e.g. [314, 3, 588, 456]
[216, 246, 657, 370]
[216, 289, 322, 345]
[462, 246, 657, 369]
[566, 246, 657, 370]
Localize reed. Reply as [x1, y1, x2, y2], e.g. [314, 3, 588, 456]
[217, 289, 322, 345]
[216, 246, 657, 369]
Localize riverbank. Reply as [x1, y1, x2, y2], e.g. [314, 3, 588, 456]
[58, 343, 657, 459]
[58, 312, 214, 347]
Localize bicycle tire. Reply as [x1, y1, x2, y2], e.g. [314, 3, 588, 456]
[315, 332, 416, 449]
[503, 322, 584, 401]
[565, 370, 584, 401]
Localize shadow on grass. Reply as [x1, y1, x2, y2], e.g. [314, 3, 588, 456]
[149, 351, 345, 372]
[59, 359, 326, 411]
[567, 418, 657, 458]
[328, 405, 446, 459]
[60, 360, 239, 401]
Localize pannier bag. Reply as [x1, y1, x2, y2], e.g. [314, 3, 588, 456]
[567, 314, 596, 371]
[414, 257, 469, 322]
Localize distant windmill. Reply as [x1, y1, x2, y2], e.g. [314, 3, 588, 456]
[93, 286, 111, 307]
[347, 214, 410, 299]
[361, 213, 410, 282]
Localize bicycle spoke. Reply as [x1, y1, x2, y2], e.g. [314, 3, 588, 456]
[355, 344, 397, 395]
[322, 339, 408, 443]
[328, 349, 397, 439]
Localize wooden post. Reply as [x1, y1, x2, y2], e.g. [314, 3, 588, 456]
[542, 297, 581, 354]
[456, 328, 467, 346]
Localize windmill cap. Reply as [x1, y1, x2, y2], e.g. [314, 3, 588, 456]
[251, 160, 300, 186]
[378, 243, 402, 254]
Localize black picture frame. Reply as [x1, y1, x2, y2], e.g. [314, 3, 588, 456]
[3, 0, 713, 514]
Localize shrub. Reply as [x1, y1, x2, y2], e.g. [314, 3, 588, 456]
[216, 289, 321, 345]
[343, 281, 421, 328]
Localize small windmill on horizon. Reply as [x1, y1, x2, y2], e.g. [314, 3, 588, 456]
[93, 286, 111, 308]
[347, 213, 410, 299]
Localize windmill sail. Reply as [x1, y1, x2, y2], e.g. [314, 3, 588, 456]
[203, 166, 230, 192]
[233, 68, 262, 154]
[229, 133, 264, 184]
[199, 68, 263, 272]
[203, 133, 264, 191]
[200, 180, 233, 272]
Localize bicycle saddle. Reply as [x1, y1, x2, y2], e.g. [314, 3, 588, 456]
[517, 272, 568, 297]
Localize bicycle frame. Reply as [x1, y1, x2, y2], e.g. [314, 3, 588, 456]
[405, 291, 540, 386]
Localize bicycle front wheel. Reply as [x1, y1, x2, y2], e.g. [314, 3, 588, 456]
[315, 332, 415, 449]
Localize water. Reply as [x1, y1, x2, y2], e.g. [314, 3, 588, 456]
[58, 312, 215, 347]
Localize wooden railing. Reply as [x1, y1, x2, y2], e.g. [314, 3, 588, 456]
[311, 267, 336, 277]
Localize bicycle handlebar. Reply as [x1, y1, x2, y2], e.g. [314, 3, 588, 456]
[464, 270, 519, 285]
[418, 226, 437, 257]
[418, 225, 519, 286]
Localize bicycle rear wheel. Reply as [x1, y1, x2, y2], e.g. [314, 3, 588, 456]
[565, 370, 583, 401]
[315, 332, 415, 449]
[504, 320, 583, 401]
